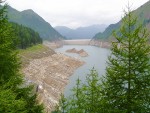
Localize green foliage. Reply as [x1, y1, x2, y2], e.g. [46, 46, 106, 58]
[5, 5, 64, 40]
[0, 88, 26, 113]
[101, 7, 150, 113]
[0, 4, 19, 84]
[0, 2, 44, 113]
[52, 94, 68, 113]
[93, 22, 120, 40]
[54, 5, 150, 113]
[93, 1, 150, 41]
[68, 78, 85, 113]
[55, 68, 102, 113]
[11, 22, 42, 49]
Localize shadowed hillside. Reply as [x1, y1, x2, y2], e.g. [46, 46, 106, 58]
[5, 5, 65, 41]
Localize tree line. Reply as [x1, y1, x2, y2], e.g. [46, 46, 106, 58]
[11, 22, 42, 49]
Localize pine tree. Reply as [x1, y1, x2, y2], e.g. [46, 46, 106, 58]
[68, 78, 85, 113]
[0, 1, 44, 113]
[101, 6, 150, 113]
[53, 94, 68, 113]
[58, 68, 102, 113]
[82, 68, 102, 113]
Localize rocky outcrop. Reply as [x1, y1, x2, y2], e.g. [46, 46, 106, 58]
[77, 49, 88, 57]
[66, 48, 88, 57]
[66, 48, 77, 53]
[22, 52, 84, 112]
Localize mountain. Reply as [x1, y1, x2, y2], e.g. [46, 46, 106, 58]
[93, 22, 120, 41]
[93, 1, 150, 41]
[55, 24, 107, 39]
[11, 22, 42, 49]
[6, 5, 64, 41]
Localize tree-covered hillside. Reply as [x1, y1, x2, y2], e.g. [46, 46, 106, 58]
[93, 0, 150, 41]
[93, 22, 120, 40]
[11, 22, 42, 49]
[5, 5, 64, 41]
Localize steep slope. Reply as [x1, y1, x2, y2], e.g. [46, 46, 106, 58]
[93, 22, 120, 41]
[93, 1, 150, 41]
[55, 24, 107, 39]
[11, 22, 42, 49]
[134, 1, 150, 29]
[6, 5, 64, 41]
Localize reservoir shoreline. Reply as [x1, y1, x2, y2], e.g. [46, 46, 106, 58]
[22, 44, 84, 113]
[55, 45, 110, 97]
[22, 40, 110, 112]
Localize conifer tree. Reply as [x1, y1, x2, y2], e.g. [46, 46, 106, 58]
[54, 4, 150, 113]
[0, 1, 44, 112]
[101, 6, 150, 113]
[59, 68, 102, 113]
[81, 68, 102, 113]
[53, 94, 68, 113]
[68, 78, 85, 113]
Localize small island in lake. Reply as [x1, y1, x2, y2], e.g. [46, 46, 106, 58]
[66, 48, 88, 57]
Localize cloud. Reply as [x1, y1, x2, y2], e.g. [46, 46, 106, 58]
[6, 0, 149, 28]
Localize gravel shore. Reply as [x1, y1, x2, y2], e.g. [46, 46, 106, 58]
[22, 49, 84, 112]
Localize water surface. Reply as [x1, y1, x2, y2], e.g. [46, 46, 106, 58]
[55, 45, 110, 97]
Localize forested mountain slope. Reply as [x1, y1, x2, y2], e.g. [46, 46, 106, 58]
[11, 22, 42, 49]
[5, 5, 64, 41]
[93, 1, 150, 41]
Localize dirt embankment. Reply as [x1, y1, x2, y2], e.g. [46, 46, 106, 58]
[21, 45, 84, 112]
[43, 40, 63, 49]
[89, 39, 111, 48]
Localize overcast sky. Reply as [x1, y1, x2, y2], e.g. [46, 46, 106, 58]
[6, 0, 149, 29]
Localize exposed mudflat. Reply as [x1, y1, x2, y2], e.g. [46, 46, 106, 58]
[22, 47, 84, 112]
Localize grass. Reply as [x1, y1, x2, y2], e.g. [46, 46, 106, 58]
[18, 44, 55, 67]
[18, 44, 49, 55]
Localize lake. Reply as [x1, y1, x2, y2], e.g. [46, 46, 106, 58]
[55, 45, 110, 97]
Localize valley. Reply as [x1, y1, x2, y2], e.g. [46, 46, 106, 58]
[0, 0, 150, 112]
[19, 41, 110, 112]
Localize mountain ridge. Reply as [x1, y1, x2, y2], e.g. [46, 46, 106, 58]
[6, 5, 64, 41]
[55, 24, 107, 39]
[93, 1, 150, 41]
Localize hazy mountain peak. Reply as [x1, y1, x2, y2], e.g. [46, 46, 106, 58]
[55, 24, 107, 39]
